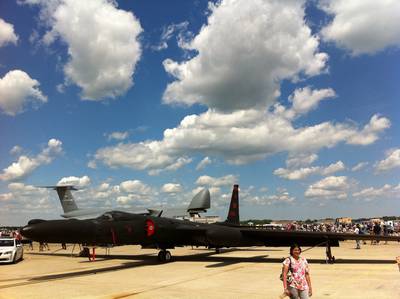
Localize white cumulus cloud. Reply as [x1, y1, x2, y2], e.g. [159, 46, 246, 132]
[106, 131, 129, 141]
[57, 175, 91, 188]
[161, 183, 182, 194]
[347, 115, 391, 145]
[196, 174, 237, 188]
[0, 70, 47, 116]
[353, 183, 400, 201]
[163, 0, 328, 112]
[274, 161, 345, 180]
[244, 188, 295, 205]
[276, 87, 336, 119]
[0, 18, 18, 47]
[320, 0, 400, 55]
[0, 193, 13, 201]
[0, 139, 63, 181]
[285, 153, 318, 168]
[89, 1, 390, 174]
[196, 157, 212, 171]
[92, 108, 389, 173]
[0, 183, 55, 213]
[10, 145, 23, 156]
[323, 161, 346, 175]
[29, 0, 143, 100]
[92, 140, 192, 175]
[374, 148, 400, 172]
[305, 176, 349, 200]
[119, 180, 151, 195]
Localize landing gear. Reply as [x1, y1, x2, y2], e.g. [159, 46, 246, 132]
[325, 243, 335, 264]
[78, 247, 96, 261]
[215, 248, 221, 254]
[157, 249, 172, 262]
[79, 247, 90, 257]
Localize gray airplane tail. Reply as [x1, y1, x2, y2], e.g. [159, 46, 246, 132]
[187, 188, 210, 215]
[42, 185, 78, 213]
[225, 184, 239, 225]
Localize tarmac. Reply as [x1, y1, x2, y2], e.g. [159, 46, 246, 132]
[1, 241, 399, 299]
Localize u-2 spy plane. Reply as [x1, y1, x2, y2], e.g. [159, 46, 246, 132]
[47, 185, 210, 219]
[21, 185, 400, 262]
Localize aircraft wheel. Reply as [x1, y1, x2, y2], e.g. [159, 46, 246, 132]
[79, 247, 90, 257]
[165, 250, 172, 262]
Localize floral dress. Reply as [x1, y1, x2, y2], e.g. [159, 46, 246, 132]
[283, 256, 310, 290]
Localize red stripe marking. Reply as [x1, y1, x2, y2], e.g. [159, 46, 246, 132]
[111, 228, 117, 244]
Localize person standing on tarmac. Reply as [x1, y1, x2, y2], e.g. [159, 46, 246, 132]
[282, 244, 312, 298]
[354, 224, 361, 249]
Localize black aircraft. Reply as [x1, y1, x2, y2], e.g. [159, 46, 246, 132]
[21, 185, 400, 262]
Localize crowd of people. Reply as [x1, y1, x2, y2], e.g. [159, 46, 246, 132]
[281, 221, 397, 254]
[284, 221, 397, 236]
[0, 229, 22, 240]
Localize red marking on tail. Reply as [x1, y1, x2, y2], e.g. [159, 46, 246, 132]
[226, 184, 239, 224]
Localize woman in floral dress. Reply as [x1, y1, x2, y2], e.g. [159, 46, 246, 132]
[282, 244, 312, 298]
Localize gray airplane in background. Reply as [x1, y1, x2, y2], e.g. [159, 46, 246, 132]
[47, 186, 210, 219]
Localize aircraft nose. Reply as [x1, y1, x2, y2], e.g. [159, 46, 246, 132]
[21, 220, 51, 241]
[21, 219, 97, 243]
[20, 225, 34, 239]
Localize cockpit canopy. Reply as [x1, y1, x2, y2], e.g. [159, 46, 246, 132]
[97, 211, 138, 221]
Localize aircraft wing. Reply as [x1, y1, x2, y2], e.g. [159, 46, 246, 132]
[239, 228, 400, 247]
[175, 224, 207, 233]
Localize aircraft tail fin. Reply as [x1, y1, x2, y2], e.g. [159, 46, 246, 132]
[187, 188, 210, 214]
[225, 184, 239, 225]
[41, 185, 78, 213]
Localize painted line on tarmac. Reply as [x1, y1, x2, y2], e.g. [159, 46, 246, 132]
[0, 261, 151, 290]
[109, 263, 256, 297]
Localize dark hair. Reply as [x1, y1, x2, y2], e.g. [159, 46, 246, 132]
[289, 244, 301, 256]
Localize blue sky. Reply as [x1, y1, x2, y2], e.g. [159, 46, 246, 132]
[0, 0, 399, 226]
